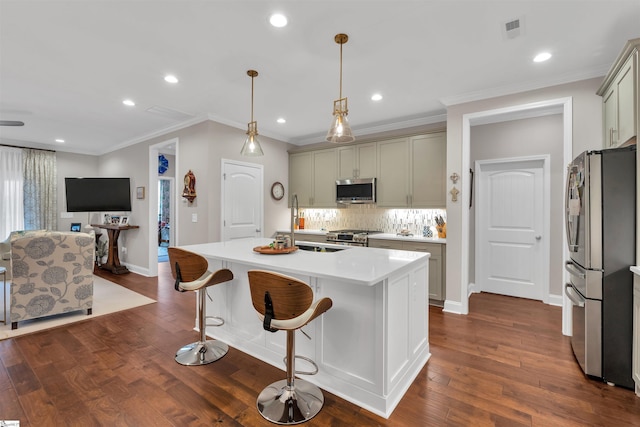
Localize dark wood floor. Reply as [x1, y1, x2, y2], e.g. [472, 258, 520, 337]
[1, 263, 640, 426]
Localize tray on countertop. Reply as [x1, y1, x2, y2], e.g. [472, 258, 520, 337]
[253, 245, 298, 255]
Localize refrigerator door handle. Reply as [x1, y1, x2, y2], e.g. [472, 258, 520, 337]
[565, 283, 585, 307]
[565, 260, 586, 279]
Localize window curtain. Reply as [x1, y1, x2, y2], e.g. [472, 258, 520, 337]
[0, 146, 24, 240]
[23, 148, 57, 231]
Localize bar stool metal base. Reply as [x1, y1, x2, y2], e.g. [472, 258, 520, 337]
[175, 340, 228, 366]
[256, 378, 324, 425]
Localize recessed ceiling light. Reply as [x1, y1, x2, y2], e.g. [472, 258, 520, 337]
[533, 52, 552, 62]
[123, 99, 135, 106]
[277, 118, 286, 124]
[269, 13, 288, 28]
[371, 93, 383, 101]
[164, 75, 179, 83]
[55, 138, 65, 143]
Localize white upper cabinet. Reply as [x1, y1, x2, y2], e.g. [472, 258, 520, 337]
[289, 152, 313, 207]
[312, 149, 337, 207]
[598, 39, 639, 149]
[289, 149, 336, 207]
[410, 133, 447, 208]
[289, 131, 446, 208]
[377, 137, 410, 207]
[337, 142, 377, 179]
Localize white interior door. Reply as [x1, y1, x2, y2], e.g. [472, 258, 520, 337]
[476, 156, 549, 301]
[222, 159, 263, 241]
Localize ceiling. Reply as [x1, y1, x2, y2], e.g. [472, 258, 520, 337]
[1, 1, 639, 156]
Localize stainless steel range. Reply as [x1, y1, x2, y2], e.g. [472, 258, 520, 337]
[325, 229, 382, 247]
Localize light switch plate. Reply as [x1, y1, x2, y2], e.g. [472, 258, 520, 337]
[192, 213, 198, 222]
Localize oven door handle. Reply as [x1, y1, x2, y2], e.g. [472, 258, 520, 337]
[565, 283, 585, 307]
[565, 260, 586, 279]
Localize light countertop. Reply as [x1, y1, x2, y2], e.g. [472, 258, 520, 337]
[630, 266, 640, 275]
[180, 237, 429, 286]
[369, 233, 446, 244]
[277, 229, 446, 244]
[277, 229, 327, 235]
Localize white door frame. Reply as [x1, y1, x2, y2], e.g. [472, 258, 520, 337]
[158, 176, 176, 246]
[220, 158, 264, 242]
[458, 97, 572, 335]
[474, 154, 551, 302]
[148, 138, 179, 277]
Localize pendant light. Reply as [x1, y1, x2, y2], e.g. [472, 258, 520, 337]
[241, 69, 264, 156]
[326, 33, 355, 143]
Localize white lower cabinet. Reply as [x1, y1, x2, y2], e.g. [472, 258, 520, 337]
[369, 239, 445, 303]
[633, 274, 640, 397]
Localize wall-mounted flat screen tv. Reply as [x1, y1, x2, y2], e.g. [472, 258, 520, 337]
[65, 177, 132, 212]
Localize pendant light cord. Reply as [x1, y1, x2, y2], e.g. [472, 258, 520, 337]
[339, 40, 343, 100]
[251, 74, 255, 123]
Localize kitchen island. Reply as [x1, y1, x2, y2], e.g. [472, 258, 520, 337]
[180, 237, 430, 418]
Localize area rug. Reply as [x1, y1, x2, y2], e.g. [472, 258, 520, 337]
[0, 276, 156, 340]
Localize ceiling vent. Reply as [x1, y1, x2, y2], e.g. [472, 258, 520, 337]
[502, 17, 524, 40]
[145, 105, 195, 121]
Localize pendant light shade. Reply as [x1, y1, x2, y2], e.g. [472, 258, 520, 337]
[241, 70, 264, 156]
[326, 33, 355, 143]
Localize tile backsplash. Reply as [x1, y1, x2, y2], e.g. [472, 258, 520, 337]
[299, 205, 446, 236]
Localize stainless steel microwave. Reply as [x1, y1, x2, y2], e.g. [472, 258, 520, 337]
[336, 178, 376, 204]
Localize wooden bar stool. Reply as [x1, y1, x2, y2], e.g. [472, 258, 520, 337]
[247, 269, 333, 425]
[168, 247, 233, 366]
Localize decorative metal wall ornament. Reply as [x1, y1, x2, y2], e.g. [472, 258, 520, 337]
[182, 170, 197, 203]
[450, 186, 459, 202]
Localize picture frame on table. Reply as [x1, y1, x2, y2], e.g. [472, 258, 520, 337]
[136, 186, 145, 199]
[119, 216, 130, 226]
[70, 223, 81, 232]
[110, 215, 120, 225]
[103, 214, 111, 225]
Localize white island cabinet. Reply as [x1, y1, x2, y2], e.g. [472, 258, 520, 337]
[180, 238, 431, 418]
[633, 266, 640, 397]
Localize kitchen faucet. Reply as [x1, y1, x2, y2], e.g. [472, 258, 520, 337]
[290, 194, 298, 247]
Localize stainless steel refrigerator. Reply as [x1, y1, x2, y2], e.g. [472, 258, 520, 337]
[565, 145, 635, 389]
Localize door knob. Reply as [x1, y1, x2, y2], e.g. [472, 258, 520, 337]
[256, 229, 261, 233]
[535, 235, 542, 240]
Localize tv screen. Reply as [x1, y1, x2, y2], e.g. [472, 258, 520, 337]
[65, 177, 132, 212]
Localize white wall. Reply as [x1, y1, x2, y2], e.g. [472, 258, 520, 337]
[56, 151, 100, 231]
[97, 119, 292, 274]
[445, 77, 603, 310]
[469, 114, 564, 296]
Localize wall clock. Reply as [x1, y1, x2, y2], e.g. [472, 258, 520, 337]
[158, 154, 169, 175]
[271, 182, 285, 201]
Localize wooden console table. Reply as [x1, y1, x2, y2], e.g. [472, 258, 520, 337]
[91, 224, 139, 274]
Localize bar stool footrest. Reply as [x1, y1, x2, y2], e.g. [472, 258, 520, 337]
[205, 315, 224, 327]
[283, 355, 319, 376]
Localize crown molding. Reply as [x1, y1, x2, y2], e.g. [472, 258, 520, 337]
[99, 114, 211, 155]
[291, 113, 448, 146]
[440, 66, 609, 107]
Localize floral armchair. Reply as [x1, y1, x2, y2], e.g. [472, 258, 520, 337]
[9, 230, 95, 329]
